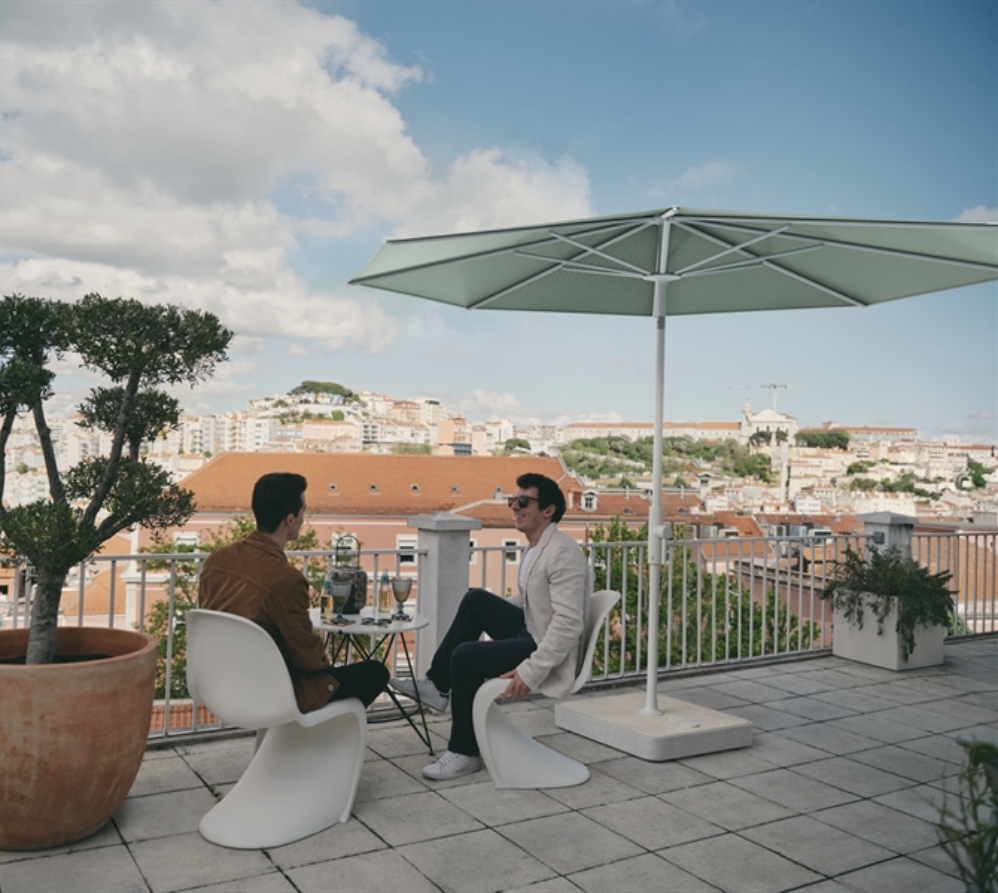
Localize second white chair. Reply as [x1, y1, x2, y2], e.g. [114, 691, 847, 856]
[472, 589, 621, 789]
[186, 609, 367, 849]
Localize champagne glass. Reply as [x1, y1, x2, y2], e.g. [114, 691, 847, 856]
[330, 580, 353, 625]
[391, 576, 412, 620]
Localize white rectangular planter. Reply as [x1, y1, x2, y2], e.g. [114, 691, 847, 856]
[832, 597, 945, 671]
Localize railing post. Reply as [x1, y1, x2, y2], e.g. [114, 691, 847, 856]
[407, 512, 482, 677]
[857, 511, 916, 557]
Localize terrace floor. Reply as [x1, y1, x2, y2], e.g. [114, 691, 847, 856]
[3, 637, 996, 893]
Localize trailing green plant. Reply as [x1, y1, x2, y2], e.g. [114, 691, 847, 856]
[819, 545, 954, 661]
[586, 518, 818, 675]
[938, 737, 998, 892]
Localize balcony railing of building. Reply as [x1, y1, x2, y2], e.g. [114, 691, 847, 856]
[2, 516, 994, 743]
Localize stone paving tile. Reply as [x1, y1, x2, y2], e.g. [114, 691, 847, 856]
[874, 704, 970, 734]
[747, 730, 831, 767]
[365, 720, 448, 759]
[711, 680, 796, 703]
[660, 780, 796, 830]
[926, 696, 998, 727]
[504, 877, 583, 893]
[581, 796, 724, 850]
[507, 707, 563, 738]
[795, 668, 874, 689]
[191, 874, 299, 893]
[130, 830, 274, 893]
[399, 828, 556, 893]
[438, 780, 568, 827]
[950, 723, 998, 745]
[266, 817, 387, 869]
[354, 756, 433, 801]
[725, 703, 812, 731]
[179, 740, 254, 787]
[660, 831, 821, 892]
[354, 790, 483, 846]
[128, 754, 205, 797]
[860, 682, 952, 705]
[595, 755, 714, 794]
[541, 766, 645, 809]
[740, 815, 893, 876]
[848, 742, 957, 783]
[811, 687, 904, 713]
[759, 673, 840, 696]
[777, 721, 880, 755]
[872, 783, 951, 824]
[0, 822, 123, 865]
[729, 768, 858, 813]
[569, 852, 717, 892]
[498, 812, 643, 875]
[907, 843, 962, 879]
[762, 695, 857, 722]
[542, 731, 628, 764]
[0, 843, 148, 893]
[827, 712, 928, 744]
[675, 747, 774, 779]
[833, 855, 964, 892]
[790, 755, 913, 797]
[289, 848, 439, 893]
[811, 800, 940, 854]
[664, 686, 750, 710]
[113, 787, 219, 842]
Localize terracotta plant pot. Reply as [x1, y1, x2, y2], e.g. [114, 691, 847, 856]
[0, 627, 156, 850]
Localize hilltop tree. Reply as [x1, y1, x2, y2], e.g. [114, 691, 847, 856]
[0, 294, 231, 665]
[289, 380, 357, 403]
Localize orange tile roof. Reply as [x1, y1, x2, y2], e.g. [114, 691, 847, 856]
[180, 453, 579, 516]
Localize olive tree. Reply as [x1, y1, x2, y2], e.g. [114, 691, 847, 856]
[0, 293, 232, 664]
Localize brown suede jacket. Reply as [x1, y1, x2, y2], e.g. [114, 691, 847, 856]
[198, 531, 334, 713]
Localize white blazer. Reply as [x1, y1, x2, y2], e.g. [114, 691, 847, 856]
[509, 523, 591, 697]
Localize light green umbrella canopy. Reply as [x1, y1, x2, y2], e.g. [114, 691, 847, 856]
[351, 206, 998, 715]
[351, 207, 998, 316]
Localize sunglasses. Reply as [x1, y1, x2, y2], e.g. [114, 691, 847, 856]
[507, 495, 539, 509]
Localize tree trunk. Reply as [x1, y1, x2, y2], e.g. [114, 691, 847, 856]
[25, 570, 66, 665]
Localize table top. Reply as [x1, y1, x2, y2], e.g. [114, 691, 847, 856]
[312, 608, 429, 636]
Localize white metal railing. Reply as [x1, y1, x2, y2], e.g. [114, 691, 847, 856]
[5, 528, 995, 743]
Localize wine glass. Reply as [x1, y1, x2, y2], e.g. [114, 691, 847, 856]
[391, 577, 412, 620]
[330, 580, 353, 625]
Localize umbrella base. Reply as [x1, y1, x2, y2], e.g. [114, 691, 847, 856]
[555, 692, 752, 762]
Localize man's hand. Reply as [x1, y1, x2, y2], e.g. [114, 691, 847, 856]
[499, 668, 532, 701]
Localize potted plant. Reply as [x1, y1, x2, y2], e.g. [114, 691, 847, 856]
[819, 544, 954, 671]
[0, 293, 230, 850]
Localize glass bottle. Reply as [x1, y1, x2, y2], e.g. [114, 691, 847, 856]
[378, 571, 393, 614]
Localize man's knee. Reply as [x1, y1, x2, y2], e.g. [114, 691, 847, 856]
[450, 640, 494, 677]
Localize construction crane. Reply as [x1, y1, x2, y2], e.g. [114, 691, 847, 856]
[729, 383, 788, 411]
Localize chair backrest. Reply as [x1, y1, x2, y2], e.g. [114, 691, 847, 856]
[186, 609, 299, 729]
[569, 589, 621, 695]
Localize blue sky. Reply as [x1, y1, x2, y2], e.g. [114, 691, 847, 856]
[1, 0, 995, 440]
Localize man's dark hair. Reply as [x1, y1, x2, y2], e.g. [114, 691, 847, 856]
[516, 472, 566, 523]
[252, 473, 307, 534]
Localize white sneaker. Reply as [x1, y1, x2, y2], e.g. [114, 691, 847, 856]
[422, 750, 482, 780]
[390, 676, 450, 713]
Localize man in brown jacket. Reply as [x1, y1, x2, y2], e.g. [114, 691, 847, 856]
[199, 472, 388, 712]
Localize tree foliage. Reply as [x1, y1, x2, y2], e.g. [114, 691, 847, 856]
[0, 293, 231, 664]
[796, 430, 850, 450]
[586, 519, 818, 676]
[289, 380, 356, 402]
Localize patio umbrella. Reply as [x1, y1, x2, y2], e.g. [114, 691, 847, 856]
[351, 206, 998, 716]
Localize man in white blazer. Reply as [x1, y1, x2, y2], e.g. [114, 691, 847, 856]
[392, 472, 590, 780]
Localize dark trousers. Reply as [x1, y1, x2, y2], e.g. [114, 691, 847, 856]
[426, 588, 536, 757]
[321, 660, 389, 708]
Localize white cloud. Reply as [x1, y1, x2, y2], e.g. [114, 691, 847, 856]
[953, 206, 998, 224]
[288, 343, 309, 358]
[665, 161, 739, 195]
[0, 0, 592, 359]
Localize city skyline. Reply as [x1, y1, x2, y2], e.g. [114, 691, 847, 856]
[1, 1, 995, 441]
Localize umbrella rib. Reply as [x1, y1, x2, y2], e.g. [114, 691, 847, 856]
[547, 231, 653, 275]
[680, 244, 824, 277]
[673, 225, 791, 275]
[469, 264, 563, 309]
[512, 252, 641, 277]
[761, 261, 868, 307]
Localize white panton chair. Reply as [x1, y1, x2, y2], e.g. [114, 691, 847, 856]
[472, 589, 621, 789]
[186, 609, 366, 849]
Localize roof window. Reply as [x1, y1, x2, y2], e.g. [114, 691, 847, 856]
[411, 483, 420, 492]
[328, 483, 338, 492]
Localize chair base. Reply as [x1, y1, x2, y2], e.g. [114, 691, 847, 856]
[473, 678, 590, 790]
[199, 698, 367, 849]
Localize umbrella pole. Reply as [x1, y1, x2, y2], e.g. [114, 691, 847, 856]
[642, 273, 669, 715]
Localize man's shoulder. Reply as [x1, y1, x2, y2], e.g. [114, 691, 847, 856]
[542, 525, 585, 559]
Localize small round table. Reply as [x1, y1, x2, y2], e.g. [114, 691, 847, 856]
[314, 610, 434, 754]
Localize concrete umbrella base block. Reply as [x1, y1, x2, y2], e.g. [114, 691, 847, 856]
[556, 692, 753, 762]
